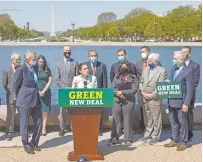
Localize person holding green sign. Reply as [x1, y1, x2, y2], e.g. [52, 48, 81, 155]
[164, 51, 195, 151]
[108, 61, 138, 146]
[139, 53, 166, 145]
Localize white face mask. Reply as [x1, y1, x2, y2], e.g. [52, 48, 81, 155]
[141, 53, 147, 59]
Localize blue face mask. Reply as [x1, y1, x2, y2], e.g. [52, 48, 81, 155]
[118, 56, 125, 62]
[148, 63, 155, 70]
[90, 57, 98, 63]
[31, 60, 36, 67]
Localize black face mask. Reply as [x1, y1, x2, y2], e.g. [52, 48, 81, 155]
[120, 67, 129, 74]
[64, 52, 71, 58]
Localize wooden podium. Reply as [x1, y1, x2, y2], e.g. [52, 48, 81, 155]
[58, 88, 114, 161]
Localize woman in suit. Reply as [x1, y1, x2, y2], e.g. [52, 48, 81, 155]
[37, 55, 52, 136]
[108, 61, 138, 146]
[72, 63, 97, 88]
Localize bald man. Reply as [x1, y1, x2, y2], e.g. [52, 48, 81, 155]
[56, 46, 78, 136]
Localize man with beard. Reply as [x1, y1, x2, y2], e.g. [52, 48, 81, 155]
[56, 46, 78, 136]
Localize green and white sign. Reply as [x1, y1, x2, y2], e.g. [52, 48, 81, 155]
[58, 88, 114, 108]
[156, 81, 182, 99]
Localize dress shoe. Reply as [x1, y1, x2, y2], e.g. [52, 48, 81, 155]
[122, 140, 133, 146]
[59, 129, 65, 136]
[24, 148, 35, 154]
[164, 141, 179, 147]
[149, 138, 159, 145]
[30, 141, 41, 151]
[177, 144, 187, 151]
[6, 134, 12, 141]
[107, 138, 119, 146]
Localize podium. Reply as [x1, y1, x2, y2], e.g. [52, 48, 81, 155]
[58, 88, 114, 161]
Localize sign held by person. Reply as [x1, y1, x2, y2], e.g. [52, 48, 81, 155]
[156, 81, 182, 99]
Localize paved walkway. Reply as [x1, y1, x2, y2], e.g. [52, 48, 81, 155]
[0, 130, 202, 162]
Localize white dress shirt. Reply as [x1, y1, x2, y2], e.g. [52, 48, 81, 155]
[72, 75, 98, 88]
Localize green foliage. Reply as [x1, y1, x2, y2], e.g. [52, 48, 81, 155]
[0, 13, 44, 40]
[61, 5, 202, 41]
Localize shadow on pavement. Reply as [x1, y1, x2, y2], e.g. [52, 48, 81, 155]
[99, 145, 136, 156]
[40, 135, 72, 148]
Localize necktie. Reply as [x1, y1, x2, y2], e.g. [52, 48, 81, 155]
[144, 62, 148, 67]
[92, 64, 96, 76]
[65, 61, 70, 73]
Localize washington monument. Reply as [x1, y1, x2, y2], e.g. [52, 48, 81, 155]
[50, 4, 56, 36]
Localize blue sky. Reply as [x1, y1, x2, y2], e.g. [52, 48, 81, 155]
[0, 1, 201, 32]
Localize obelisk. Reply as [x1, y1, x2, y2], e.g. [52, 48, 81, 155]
[50, 4, 56, 37]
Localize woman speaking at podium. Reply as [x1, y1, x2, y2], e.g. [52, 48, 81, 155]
[72, 63, 98, 88]
[108, 61, 138, 146]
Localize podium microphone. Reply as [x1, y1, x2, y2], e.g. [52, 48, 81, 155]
[83, 81, 87, 89]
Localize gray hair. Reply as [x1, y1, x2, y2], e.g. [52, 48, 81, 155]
[24, 50, 36, 60]
[148, 53, 160, 62]
[88, 49, 98, 56]
[174, 51, 186, 59]
[11, 52, 20, 60]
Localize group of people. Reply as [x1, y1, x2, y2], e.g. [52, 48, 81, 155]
[2, 45, 200, 154]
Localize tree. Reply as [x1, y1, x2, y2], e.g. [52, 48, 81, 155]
[125, 8, 152, 18]
[97, 12, 117, 25]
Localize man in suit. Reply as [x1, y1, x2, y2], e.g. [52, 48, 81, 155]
[2, 52, 21, 141]
[136, 46, 163, 130]
[110, 49, 137, 135]
[56, 46, 78, 136]
[181, 46, 200, 141]
[13, 51, 42, 154]
[84, 49, 107, 136]
[110, 49, 137, 82]
[164, 51, 195, 151]
[139, 53, 166, 144]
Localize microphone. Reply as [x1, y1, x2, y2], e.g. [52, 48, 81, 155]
[83, 81, 87, 89]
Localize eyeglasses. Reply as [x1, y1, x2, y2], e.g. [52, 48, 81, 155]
[38, 61, 44, 63]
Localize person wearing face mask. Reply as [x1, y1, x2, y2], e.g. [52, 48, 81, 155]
[2, 52, 21, 141]
[56, 46, 78, 137]
[164, 51, 194, 151]
[108, 62, 138, 146]
[181, 46, 200, 142]
[83, 49, 107, 136]
[110, 49, 137, 136]
[139, 53, 166, 144]
[36, 55, 52, 136]
[136, 46, 163, 131]
[13, 51, 42, 154]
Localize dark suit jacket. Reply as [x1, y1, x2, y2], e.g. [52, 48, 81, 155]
[84, 61, 108, 88]
[136, 59, 162, 81]
[2, 66, 15, 104]
[168, 65, 195, 108]
[13, 64, 39, 108]
[112, 74, 138, 103]
[187, 60, 200, 103]
[55, 58, 78, 88]
[110, 61, 137, 82]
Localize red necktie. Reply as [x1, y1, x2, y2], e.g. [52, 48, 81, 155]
[144, 62, 148, 67]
